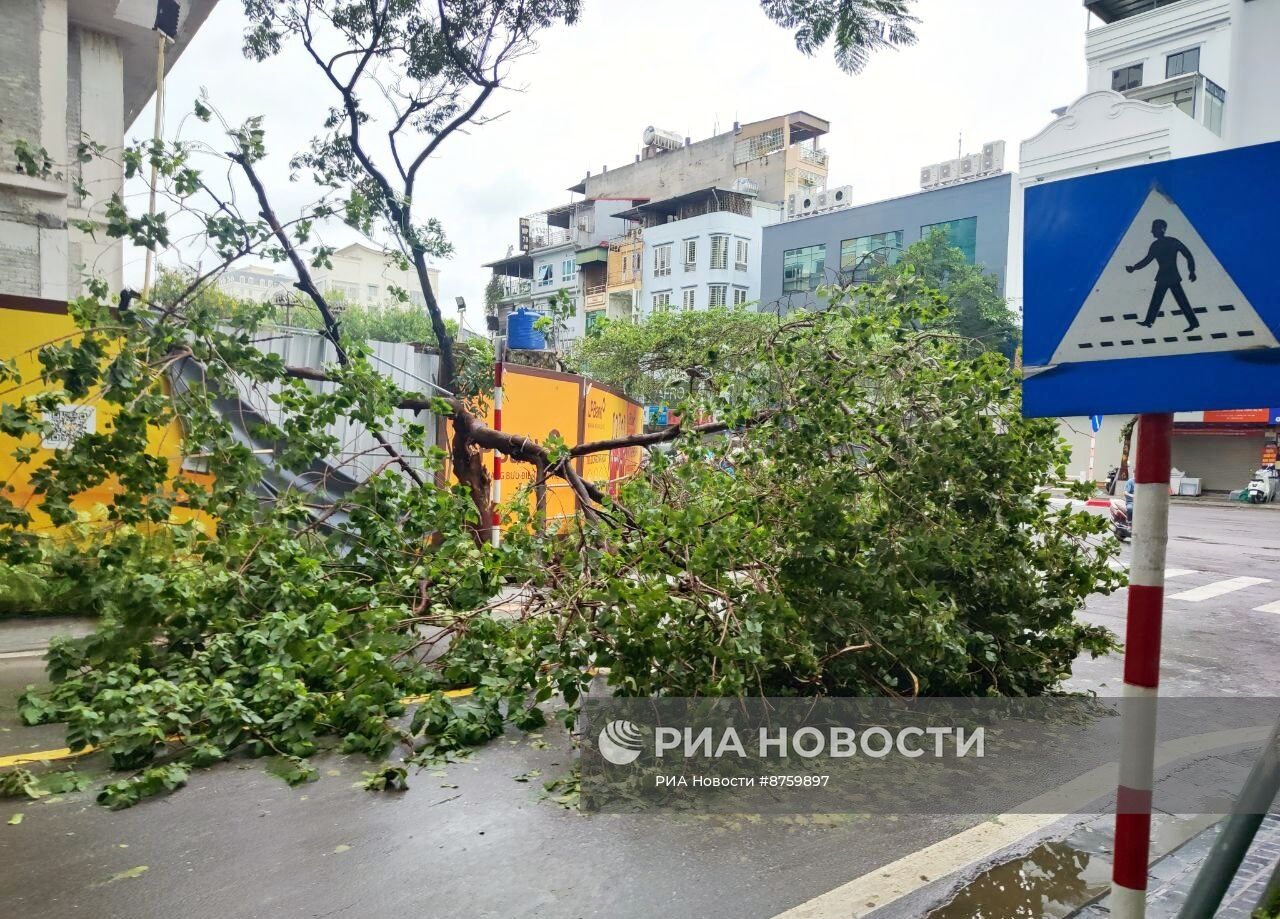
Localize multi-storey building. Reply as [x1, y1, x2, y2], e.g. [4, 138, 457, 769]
[1024, 0, 1280, 490]
[216, 243, 441, 313]
[484, 112, 831, 348]
[617, 187, 780, 320]
[758, 172, 1016, 314]
[570, 113, 830, 207]
[0, 0, 219, 301]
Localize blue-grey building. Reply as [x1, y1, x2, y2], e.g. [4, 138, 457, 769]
[759, 172, 1016, 312]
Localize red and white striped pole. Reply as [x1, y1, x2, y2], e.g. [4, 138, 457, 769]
[1111, 412, 1173, 918]
[490, 360, 504, 547]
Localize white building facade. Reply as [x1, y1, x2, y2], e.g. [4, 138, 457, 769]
[628, 191, 780, 319]
[0, 0, 218, 301]
[1022, 0, 1280, 489]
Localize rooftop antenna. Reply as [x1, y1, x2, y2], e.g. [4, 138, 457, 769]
[958, 131, 963, 159]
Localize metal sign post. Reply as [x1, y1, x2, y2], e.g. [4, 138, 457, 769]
[1111, 413, 1172, 918]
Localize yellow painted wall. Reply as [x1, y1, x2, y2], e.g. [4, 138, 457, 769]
[477, 364, 644, 528]
[0, 302, 206, 533]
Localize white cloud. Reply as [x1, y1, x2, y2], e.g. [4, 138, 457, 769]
[129, 0, 1087, 328]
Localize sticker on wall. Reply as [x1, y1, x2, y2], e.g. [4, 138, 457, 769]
[41, 405, 97, 450]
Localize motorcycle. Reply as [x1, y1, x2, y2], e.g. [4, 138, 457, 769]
[1105, 466, 1120, 495]
[1246, 465, 1279, 504]
[1110, 496, 1131, 541]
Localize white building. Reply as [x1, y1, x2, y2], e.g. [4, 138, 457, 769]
[1020, 0, 1280, 490]
[217, 264, 293, 302]
[0, 0, 218, 301]
[312, 242, 441, 311]
[618, 188, 780, 319]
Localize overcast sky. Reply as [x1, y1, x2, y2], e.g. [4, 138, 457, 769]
[131, 0, 1093, 329]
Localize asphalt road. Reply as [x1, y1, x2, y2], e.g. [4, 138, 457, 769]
[1, 501, 1277, 919]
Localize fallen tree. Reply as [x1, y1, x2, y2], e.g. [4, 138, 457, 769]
[0, 0, 1122, 808]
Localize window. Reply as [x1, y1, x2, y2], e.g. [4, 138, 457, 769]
[653, 245, 672, 277]
[654, 244, 672, 277]
[1111, 63, 1143, 92]
[921, 217, 978, 264]
[782, 244, 826, 292]
[708, 284, 728, 308]
[1148, 84, 1195, 117]
[683, 239, 697, 271]
[1204, 78, 1226, 135]
[840, 231, 904, 281]
[709, 234, 729, 270]
[367, 284, 379, 301]
[537, 264, 555, 287]
[682, 287, 696, 311]
[734, 239, 749, 272]
[732, 287, 748, 307]
[632, 251, 641, 272]
[652, 290, 672, 312]
[562, 258, 576, 282]
[585, 310, 606, 334]
[1166, 47, 1200, 79]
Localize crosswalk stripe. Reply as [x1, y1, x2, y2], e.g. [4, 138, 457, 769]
[1253, 600, 1280, 614]
[1170, 576, 1272, 602]
[1164, 569, 1197, 579]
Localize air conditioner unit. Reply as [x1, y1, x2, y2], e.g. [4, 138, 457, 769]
[980, 140, 1006, 175]
[938, 160, 955, 183]
[959, 156, 977, 177]
[786, 193, 798, 218]
[815, 191, 829, 209]
[800, 193, 817, 213]
[920, 165, 939, 189]
[828, 185, 852, 209]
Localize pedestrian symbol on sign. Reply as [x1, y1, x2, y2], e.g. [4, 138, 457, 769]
[1127, 219, 1198, 332]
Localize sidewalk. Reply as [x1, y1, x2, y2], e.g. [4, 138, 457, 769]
[0, 615, 94, 658]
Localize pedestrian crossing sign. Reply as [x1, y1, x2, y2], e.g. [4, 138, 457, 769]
[1022, 141, 1280, 418]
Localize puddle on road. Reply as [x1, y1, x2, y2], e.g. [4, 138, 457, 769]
[926, 841, 1109, 919]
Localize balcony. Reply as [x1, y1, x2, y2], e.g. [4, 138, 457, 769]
[799, 145, 830, 167]
[584, 285, 607, 311]
[499, 279, 532, 301]
[1124, 71, 1226, 136]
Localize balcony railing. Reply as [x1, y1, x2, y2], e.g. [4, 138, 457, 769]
[799, 146, 829, 167]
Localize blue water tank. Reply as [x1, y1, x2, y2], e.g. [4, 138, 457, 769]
[507, 308, 546, 351]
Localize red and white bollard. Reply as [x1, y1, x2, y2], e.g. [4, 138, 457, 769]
[1111, 412, 1173, 918]
[490, 361, 504, 547]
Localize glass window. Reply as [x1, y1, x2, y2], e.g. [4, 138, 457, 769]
[537, 264, 554, 287]
[732, 287, 748, 306]
[652, 291, 672, 312]
[782, 244, 826, 292]
[367, 284, 379, 301]
[683, 239, 697, 271]
[735, 238, 749, 271]
[585, 310, 605, 334]
[708, 284, 728, 308]
[920, 217, 978, 264]
[840, 231, 904, 281]
[1111, 64, 1143, 92]
[682, 288, 696, 311]
[1148, 85, 1195, 117]
[1204, 78, 1226, 136]
[653, 245, 671, 277]
[562, 258, 576, 282]
[710, 234, 729, 270]
[1166, 47, 1200, 78]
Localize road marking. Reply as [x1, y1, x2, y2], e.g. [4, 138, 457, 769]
[1163, 568, 1197, 580]
[767, 726, 1269, 919]
[0, 686, 478, 769]
[1169, 576, 1271, 602]
[1252, 599, 1280, 614]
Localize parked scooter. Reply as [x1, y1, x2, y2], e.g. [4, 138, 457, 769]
[1110, 497, 1131, 540]
[1105, 466, 1120, 495]
[1246, 465, 1279, 504]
